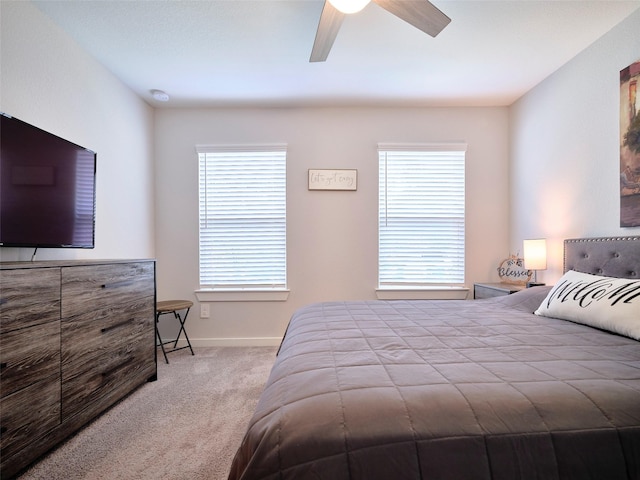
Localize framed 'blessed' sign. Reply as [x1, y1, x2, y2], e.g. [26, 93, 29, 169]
[497, 254, 532, 285]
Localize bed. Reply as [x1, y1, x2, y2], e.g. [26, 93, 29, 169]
[229, 237, 640, 480]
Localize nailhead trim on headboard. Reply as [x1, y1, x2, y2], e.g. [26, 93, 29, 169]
[564, 236, 640, 279]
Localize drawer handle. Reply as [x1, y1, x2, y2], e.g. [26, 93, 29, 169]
[101, 319, 132, 334]
[101, 280, 134, 289]
[0, 298, 7, 305]
[0, 426, 7, 435]
[0, 362, 7, 370]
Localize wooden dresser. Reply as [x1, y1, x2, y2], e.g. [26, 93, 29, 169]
[0, 260, 157, 478]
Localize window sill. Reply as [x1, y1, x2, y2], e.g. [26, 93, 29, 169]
[376, 287, 469, 300]
[195, 289, 290, 302]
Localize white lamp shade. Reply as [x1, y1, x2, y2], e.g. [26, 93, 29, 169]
[523, 239, 547, 271]
[328, 0, 371, 14]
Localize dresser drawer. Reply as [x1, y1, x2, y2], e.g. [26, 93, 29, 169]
[61, 262, 154, 316]
[61, 338, 155, 421]
[1, 321, 60, 398]
[61, 296, 154, 371]
[0, 268, 60, 334]
[0, 376, 60, 460]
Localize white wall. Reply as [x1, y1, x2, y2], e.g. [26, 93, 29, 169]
[155, 107, 510, 345]
[510, 8, 640, 284]
[0, 1, 155, 262]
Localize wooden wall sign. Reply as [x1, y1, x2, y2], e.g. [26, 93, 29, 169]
[308, 169, 357, 191]
[497, 254, 532, 285]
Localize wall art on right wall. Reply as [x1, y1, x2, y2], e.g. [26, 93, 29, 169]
[620, 59, 640, 227]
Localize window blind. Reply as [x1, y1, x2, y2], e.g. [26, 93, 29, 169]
[378, 144, 466, 287]
[197, 146, 287, 289]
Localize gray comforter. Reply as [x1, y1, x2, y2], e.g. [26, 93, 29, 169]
[228, 288, 640, 479]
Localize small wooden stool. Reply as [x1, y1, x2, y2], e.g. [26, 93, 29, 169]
[156, 300, 195, 364]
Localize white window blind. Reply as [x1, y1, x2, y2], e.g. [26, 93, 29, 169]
[378, 144, 466, 287]
[198, 146, 287, 289]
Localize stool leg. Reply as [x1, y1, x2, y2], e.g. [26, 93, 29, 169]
[156, 312, 169, 364]
[173, 307, 195, 356]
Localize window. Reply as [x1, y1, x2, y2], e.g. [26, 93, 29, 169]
[378, 144, 466, 288]
[197, 146, 287, 292]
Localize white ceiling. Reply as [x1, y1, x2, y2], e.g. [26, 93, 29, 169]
[32, 0, 640, 108]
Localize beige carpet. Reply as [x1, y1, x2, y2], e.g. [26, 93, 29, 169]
[18, 346, 278, 480]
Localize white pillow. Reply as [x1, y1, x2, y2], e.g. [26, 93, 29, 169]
[535, 270, 640, 340]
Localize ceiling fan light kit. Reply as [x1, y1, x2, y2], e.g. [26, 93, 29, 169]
[328, 0, 371, 14]
[310, 0, 451, 63]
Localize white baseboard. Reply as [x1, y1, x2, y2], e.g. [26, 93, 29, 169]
[161, 337, 282, 348]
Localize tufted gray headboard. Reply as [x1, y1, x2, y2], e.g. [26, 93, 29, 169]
[564, 236, 640, 279]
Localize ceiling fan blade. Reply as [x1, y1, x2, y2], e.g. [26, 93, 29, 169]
[372, 0, 451, 37]
[310, 1, 345, 62]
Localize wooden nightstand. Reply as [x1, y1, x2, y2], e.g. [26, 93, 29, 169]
[474, 282, 526, 299]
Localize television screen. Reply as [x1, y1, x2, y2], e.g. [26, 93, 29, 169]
[0, 113, 97, 248]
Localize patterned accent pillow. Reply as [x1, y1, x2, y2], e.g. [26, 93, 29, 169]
[535, 270, 640, 340]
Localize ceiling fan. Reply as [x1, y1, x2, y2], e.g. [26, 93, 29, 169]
[310, 0, 451, 62]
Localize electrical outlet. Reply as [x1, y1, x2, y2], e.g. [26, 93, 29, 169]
[200, 303, 210, 319]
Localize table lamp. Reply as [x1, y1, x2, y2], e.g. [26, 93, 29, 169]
[523, 238, 547, 287]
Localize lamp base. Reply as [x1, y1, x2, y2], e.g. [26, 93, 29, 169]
[526, 282, 546, 288]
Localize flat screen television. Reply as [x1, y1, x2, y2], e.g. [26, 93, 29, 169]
[0, 113, 97, 249]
